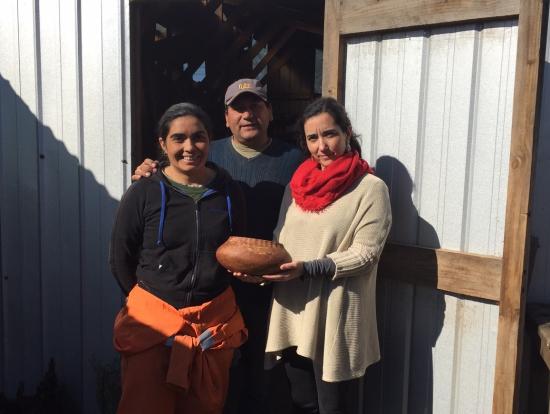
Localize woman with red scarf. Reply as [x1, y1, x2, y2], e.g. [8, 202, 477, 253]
[261, 97, 392, 413]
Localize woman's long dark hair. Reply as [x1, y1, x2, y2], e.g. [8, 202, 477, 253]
[297, 97, 362, 156]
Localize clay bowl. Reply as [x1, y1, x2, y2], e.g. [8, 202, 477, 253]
[216, 236, 292, 276]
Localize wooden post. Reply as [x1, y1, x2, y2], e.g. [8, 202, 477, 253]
[493, 0, 545, 412]
[322, 0, 345, 100]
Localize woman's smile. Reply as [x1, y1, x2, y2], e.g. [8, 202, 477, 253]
[159, 115, 210, 184]
[176, 153, 202, 162]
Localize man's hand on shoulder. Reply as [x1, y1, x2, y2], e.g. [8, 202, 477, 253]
[132, 158, 158, 181]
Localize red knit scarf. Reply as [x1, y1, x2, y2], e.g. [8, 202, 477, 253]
[290, 151, 374, 212]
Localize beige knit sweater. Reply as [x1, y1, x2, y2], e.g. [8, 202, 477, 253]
[265, 173, 392, 382]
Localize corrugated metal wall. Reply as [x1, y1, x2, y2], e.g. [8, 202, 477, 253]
[1, 1, 548, 412]
[0, 0, 130, 412]
[344, 21, 518, 413]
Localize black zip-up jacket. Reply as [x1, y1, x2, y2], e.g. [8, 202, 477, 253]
[109, 163, 246, 308]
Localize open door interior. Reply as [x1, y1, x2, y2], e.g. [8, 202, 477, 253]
[130, 0, 324, 163]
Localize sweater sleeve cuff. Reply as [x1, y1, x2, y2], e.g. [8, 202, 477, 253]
[301, 257, 336, 281]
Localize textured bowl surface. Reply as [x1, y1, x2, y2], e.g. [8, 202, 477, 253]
[216, 236, 292, 276]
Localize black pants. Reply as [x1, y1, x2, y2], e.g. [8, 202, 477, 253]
[223, 281, 292, 414]
[283, 348, 363, 414]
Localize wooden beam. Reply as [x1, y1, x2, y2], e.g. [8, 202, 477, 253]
[247, 2, 323, 33]
[322, 0, 345, 100]
[259, 42, 298, 83]
[338, 0, 519, 35]
[205, 0, 222, 12]
[182, 7, 243, 78]
[251, 27, 296, 78]
[493, 0, 545, 412]
[379, 243, 502, 302]
[206, 19, 267, 93]
[221, 20, 262, 64]
[244, 24, 280, 62]
[289, 21, 323, 36]
[204, 22, 280, 92]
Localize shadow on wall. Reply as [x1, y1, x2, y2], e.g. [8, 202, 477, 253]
[0, 75, 122, 413]
[363, 155, 445, 414]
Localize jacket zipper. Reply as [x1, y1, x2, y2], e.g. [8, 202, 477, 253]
[185, 203, 201, 307]
[165, 184, 217, 308]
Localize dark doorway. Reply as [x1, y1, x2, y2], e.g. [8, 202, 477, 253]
[130, 0, 325, 165]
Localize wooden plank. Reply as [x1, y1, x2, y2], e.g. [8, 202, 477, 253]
[206, 20, 269, 94]
[259, 42, 297, 83]
[339, 0, 519, 35]
[212, 21, 261, 81]
[379, 243, 502, 301]
[290, 20, 323, 35]
[251, 26, 296, 78]
[218, 20, 261, 67]
[183, 6, 242, 78]
[247, 25, 279, 60]
[322, 0, 344, 99]
[493, 0, 545, 412]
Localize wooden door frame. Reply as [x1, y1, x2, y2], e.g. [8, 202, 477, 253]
[321, 0, 546, 412]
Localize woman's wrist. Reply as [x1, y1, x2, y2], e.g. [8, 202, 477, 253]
[301, 257, 336, 281]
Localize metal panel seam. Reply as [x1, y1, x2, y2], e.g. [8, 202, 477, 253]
[414, 31, 430, 242]
[371, 38, 382, 160]
[461, 24, 482, 252]
[75, 0, 87, 404]
[33, 0, 45, 374]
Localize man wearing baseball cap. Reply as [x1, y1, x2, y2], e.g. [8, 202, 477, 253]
[224, 78, 268, 104]
[132, 78, 304, 413]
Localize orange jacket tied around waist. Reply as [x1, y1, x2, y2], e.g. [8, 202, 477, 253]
[113, 285, 247, 392]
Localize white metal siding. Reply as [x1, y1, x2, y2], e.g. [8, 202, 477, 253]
[3, 1, 549, 412]
[0, 0, 130, 412]
[345, 21, 518, 414]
